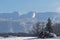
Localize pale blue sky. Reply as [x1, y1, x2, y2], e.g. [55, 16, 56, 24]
[0, 0, 60, 14]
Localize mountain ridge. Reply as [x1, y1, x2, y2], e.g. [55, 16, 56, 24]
[0, 11, 60, 33]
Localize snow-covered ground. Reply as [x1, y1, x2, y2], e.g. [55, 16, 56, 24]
[0, 37, 60, 40]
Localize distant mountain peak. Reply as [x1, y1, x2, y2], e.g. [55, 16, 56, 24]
[32, 12, 36, 18]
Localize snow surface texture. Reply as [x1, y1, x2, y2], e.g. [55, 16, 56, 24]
[50, 33, 57, 37]
[0, 37, 60, 40]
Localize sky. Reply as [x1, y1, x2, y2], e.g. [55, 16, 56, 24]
[0, 0, 60, 15]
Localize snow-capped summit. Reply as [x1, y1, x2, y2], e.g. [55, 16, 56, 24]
[32, 12, 36, 19]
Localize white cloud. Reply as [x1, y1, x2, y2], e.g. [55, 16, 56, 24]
[56, 7, 60, 13]
[18, 11, 27, 16]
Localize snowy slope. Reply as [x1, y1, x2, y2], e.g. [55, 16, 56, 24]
[0, 37, 60, 40]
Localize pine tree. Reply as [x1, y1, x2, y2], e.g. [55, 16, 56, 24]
[46, 18, 53, 33]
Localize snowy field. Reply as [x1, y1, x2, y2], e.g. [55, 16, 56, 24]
[0, 37, 60, 40]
